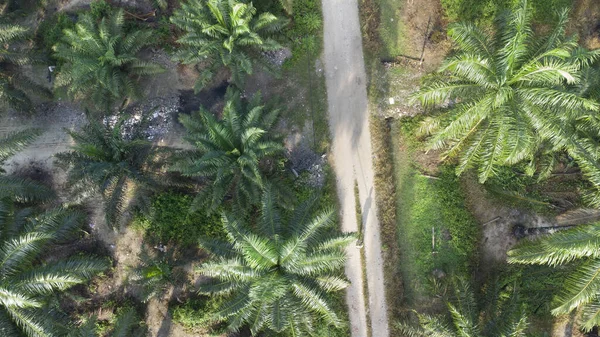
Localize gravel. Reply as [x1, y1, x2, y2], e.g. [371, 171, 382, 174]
[286, 142, 327, 188]
[263, 48, 292, 67]
[103, 95, 180, 142]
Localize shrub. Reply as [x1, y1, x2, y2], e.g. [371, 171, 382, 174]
[284, 0, 323, 66]
[89, 0, 112, 20]
[393, 119, 479, 296]
[172, 297, 225, 333]
[436, 165, 479, 265]
[499, 263, 569, 318]
[36, 12, 75, 60]
[135, 192, 225, 246]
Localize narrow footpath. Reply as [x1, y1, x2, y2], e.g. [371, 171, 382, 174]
[321, 1, 390, 336]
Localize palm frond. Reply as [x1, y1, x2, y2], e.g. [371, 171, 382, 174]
[0, 197, 107, 337]
[171, 0, 285, 90]
[53, 8, 163, 112]
[508, 223, 600, 266]
[0, 129, 41, 163]
[174, 88, 283, 212]
[198, 190, 351, 335]
[412, 0, 600, 190]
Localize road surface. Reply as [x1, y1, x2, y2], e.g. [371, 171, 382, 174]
[321, 0, 390, 336]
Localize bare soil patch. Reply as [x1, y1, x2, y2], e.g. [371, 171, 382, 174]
[366, 0, 450, 119]
[571, 0, 600, 49]
[396, 0, 449, 71]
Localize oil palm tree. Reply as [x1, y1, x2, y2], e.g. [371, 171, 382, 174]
[170, 0, 285, 90]
[173, 88, 283, 213]
[508, 221, 600, 331]
[56, 120, 164, 226]
[411, 0, 600, 186]
[68, 307, 146, 337]
[0, 15, 49, 113]
[53, 8, 163, 112]
[0, 199, 109, 337]
[0, 129, 53, 202]
[197, 188, 354, 335]
[397, 279, 528, 337]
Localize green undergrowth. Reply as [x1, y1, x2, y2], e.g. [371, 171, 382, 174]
[171, 296, 226, 335]
[392, 119, 479, 304]
[440, 0, 572, 25]
[378, 0, 406, 59]
[132, 192, 226, 247]
[36, 12, 75, 65]
[277, 0, 329, 154]
[279, 52, 330, 154]
[282, 0, 323, 67]
[497, 263, 571, 333]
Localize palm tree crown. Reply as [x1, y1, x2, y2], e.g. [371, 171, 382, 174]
[397, 279, 528, 337]
[56, 120, 163, 225]
[0, 15, 49, 113]
[53, 8, 163, 112]
[412, 0, 600, 185]
[170, 0, 285, 90]
[197, 189, 354, 335]
[508, 222, 600, 331]
[174, 89, 283, 212]
[0, 200, 108, 337]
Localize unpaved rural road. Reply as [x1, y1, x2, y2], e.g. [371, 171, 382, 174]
[321, 1, 390, 336]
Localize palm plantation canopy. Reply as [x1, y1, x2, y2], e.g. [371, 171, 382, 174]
[56, 120, 164, 225]
[0, 127, 108, 337]
[174, 88, 283, 212]
[0, 0, 353, 336]
[508, 222, 600, 331]
[0, 14, 49, 114]
[198, 189, 354, 335]
[0, 200, 108, 337]
[170, 0, 285, 90]
[53, 8, 163, 112]
[411, 0, 600, 201]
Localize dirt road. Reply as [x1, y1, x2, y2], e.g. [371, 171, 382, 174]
[321, 1, 389, 336]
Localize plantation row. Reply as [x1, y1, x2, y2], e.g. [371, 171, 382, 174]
[0, 0, 348, 336]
